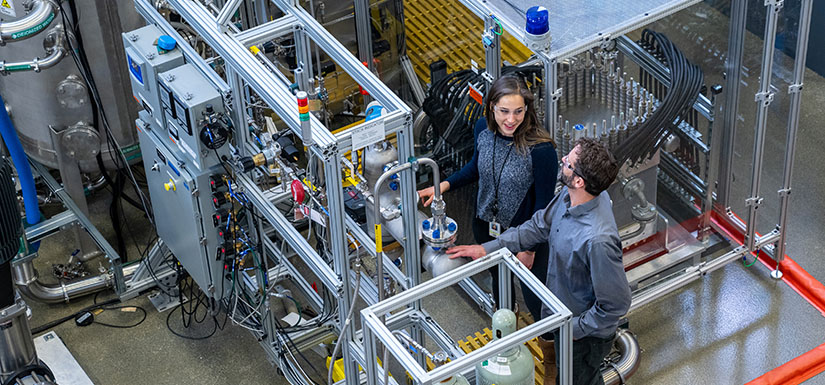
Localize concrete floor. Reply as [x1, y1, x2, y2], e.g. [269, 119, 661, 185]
[17, 1, 825, 385]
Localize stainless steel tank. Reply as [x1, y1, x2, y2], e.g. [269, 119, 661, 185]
[0, 0, 144, 172]
[0, 295, 36, 380]
[363, 140, 400, 242]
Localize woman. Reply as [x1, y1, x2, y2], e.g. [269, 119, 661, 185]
[418, 75, 558, 321]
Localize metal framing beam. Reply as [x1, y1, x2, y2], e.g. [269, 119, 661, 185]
[235, 172, 341, 291]
[31, 161, 126, 294]
[362, 249, 573, 385]
[235, 13, 296, 46]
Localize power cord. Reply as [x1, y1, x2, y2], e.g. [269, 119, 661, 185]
[30, 297, 147, 334]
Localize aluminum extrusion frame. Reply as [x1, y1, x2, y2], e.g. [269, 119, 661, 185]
[362, 248, 573, 385]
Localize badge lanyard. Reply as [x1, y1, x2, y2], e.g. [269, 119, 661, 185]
[489, 136, 512, 238]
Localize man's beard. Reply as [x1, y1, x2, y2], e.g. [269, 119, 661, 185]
[559, 170, 574, 188]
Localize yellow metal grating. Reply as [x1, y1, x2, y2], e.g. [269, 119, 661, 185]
[404, 0, 534, 84]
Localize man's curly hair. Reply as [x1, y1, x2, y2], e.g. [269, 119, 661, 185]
[573, 138, 619, 196]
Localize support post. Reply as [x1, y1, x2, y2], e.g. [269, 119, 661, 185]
[324, 149, 359, 385]
[718, 0, 748, 207]
[544, 59, 559, 133]
[773, 0, 813, 279]
[49, 126, 99, 261]
[484, 15, 501, 81]
[354, 0, 374, 105]
[744, 0, 782, 251]
[700, 87, 722, 242]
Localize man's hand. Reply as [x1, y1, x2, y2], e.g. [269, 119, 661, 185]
[516, 251, 535, 269]
[447, 245, 487, 260]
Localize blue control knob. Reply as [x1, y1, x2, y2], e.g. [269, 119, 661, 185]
[390, 173, 398, 180]
[432, 229, 440, 239]
[422, 220, 430, 230]
[157, 35, 177, 51]
[447, 222, 457, 232]
[389, 181, 398, 191]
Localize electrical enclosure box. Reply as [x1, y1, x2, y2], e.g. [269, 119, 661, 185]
[156, 64, 228, 171]
[136, 111, 227, 299]
[122, 25, 184, 130]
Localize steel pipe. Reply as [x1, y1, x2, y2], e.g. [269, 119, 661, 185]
[0, 0, 57, 44]
[0, 43, 65, 74]
[12, 259, 139, 304]
[373, 161, 414, 304]
[602, 329, 641, 385]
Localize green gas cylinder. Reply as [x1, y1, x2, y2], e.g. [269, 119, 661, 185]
[474, 309, 535, 385]
[438, 373, 471, 385]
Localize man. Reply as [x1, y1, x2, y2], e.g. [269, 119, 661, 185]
[448, 138, 631, 385]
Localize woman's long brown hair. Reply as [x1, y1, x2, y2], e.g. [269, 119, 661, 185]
[484, 75, 554, 154]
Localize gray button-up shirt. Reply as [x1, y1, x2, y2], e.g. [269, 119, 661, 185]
[482, 187, 631, 340]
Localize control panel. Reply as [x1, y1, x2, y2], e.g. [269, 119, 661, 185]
[136, 111, 229, 298]
[122, 25, 184, 130]
[157, 64, 231, 171]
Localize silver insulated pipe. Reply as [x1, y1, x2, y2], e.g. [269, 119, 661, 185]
[602, 328, 641, 385]
[13, 259, 140, 304]
[0, 0, 58, 44]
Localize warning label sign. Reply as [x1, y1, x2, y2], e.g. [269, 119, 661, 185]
[0, 0, 16, 18]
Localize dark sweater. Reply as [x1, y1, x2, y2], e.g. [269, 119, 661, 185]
[446, 118, 558, 229]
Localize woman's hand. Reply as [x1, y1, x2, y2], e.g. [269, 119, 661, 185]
[447, 245, 486, 260]
[417, 181, 450, 206]
[516, 251, 535, 269]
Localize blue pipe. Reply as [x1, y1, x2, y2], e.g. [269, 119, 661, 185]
[0, 92, 40, 225]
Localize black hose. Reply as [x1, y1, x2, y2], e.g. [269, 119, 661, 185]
[109, 172, 127, 261]
[613, 30, 704, 166]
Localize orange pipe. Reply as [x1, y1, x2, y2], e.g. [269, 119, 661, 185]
[746, 343, 825, 385]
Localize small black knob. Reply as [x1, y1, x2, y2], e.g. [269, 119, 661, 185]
[240, 156, 256, 172]
[212, 193, 227, 209]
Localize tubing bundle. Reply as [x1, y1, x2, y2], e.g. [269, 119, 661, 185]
[421, 69, 487, 152]
[613, 30, 704, 166]
[0, 157, 23, 308]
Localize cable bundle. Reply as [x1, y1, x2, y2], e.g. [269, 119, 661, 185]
[613, 30, 704, 166]
[421, 69, 486, 151]
[58, 1, 157, 262]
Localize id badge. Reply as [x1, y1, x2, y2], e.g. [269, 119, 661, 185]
[488, 221, 501, 238]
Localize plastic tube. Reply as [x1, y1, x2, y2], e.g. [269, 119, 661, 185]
[0, 92, 40, 224]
